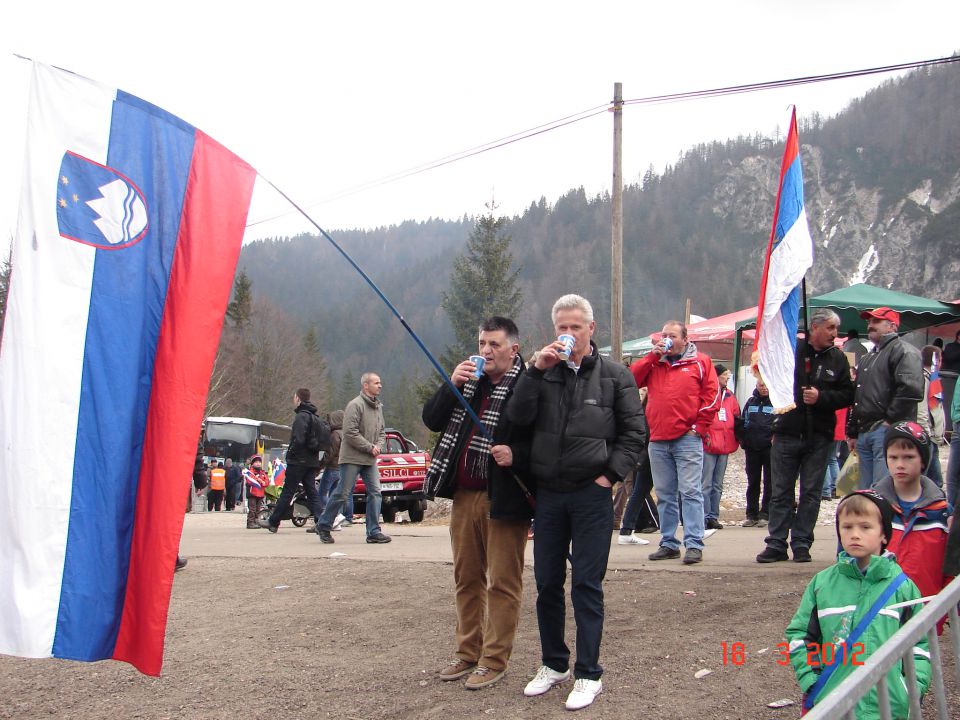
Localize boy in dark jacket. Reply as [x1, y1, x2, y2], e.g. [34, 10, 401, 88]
[735, 377, 775, 526]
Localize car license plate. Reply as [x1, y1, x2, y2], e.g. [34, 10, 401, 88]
[381, 482, 403, 491]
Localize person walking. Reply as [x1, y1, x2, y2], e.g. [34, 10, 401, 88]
[315, 373, 390, 544]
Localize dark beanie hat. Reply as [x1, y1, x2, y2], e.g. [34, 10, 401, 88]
[836, 489, 894, 551]
[714, 363, 728, 376]
[883, 421, 931, 471]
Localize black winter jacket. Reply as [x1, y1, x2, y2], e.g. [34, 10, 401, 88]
[286, 400, 323, 468]
[773, 340, 854, 439]
[506, 343, 647, 492]
[422, 373, 534, 521]
[735, 389, 775, 450]
[847, 333, 923, 436]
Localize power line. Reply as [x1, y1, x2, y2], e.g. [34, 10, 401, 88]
[247, 54, 959, 229]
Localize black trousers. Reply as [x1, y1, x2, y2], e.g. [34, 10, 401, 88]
[268, 464, 321, 527]
[744, 447, 772, 520]
[207, 489, 224, 511]
[534, 482, 612, 681]
[620, 453, 658, 532]
[764, 434, 833, 553]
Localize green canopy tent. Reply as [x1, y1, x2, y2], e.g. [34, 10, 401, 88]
[731, 283, 960, 379]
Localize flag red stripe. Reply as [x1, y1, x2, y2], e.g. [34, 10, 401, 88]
[111, 131, 255, 675]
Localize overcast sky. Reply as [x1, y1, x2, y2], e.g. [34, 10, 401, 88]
[2, 1, 958, 246]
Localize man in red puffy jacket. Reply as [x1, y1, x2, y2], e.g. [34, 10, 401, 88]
[632, 321, 719, 565]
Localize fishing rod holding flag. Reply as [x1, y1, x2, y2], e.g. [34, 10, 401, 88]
[257, 176, 536, 507]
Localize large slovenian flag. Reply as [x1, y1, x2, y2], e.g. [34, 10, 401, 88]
[753, 108, 814, 412]
[0, 63, 255, 675]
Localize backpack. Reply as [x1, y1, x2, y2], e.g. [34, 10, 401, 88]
[305, 413, 332, 454]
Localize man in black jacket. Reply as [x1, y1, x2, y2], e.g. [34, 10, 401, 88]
[756, 309, 854, 564]
[507, 294, 646, 711]
[258, 388, 323, 533]
[846, 307, 923, 489]
[423, 316, 532, 691]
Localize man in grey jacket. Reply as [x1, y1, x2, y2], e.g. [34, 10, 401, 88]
[847, 307, 923, 489]
[316, 372, 390, 544]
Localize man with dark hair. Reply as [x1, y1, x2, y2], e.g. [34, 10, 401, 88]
[846, 307, 923, 490]
[258, 388, 324, 533]
[509, 294, 646, 710]
[316, 373, 390, 544]
[632, 319, 719, 565]
[756, 309, 854, 564]
[423, 316, 533, 691]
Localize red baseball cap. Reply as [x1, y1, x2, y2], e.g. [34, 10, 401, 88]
[859, 306, 899, 325]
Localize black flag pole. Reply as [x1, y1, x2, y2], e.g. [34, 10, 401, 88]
[801, 277, 814, 444]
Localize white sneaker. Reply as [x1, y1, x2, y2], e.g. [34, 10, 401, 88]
[703, 528, 717, 540]
[565, 678, 602, 710]
[332, 513, 346, 529]
[523, 665, 570, 697]
[617, 533, 650, 545]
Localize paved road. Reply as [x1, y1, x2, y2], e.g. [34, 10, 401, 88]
[181, 510, 839, 575]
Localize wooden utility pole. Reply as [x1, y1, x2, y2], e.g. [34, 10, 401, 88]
[611, 82, 623, 362]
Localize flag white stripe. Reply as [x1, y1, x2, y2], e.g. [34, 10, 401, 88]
[0, 65, 115, 658]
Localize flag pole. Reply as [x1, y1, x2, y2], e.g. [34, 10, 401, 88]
[257, 175, 493, 437]
[801, 276, 814, 443]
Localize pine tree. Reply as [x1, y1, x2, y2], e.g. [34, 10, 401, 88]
[440, 208, 522, 366]
[226, 270, 253, 328]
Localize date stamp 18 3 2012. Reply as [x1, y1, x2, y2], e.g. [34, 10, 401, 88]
[720, 641, 866, 667]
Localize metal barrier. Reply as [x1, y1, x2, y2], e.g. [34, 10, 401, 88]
[804, 574, 960, 719]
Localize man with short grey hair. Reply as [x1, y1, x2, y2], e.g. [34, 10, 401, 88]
[756, 309, 854, 563]
[509, 294, 646, 710]
[316, 372, 390, 544]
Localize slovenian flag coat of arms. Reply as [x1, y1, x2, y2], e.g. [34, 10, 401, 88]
[0, 62, 255, 675]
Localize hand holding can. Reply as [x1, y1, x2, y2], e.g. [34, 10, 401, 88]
[469, 355, 486, 378]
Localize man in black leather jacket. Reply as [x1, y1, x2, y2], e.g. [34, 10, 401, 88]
[846, 307, 923, 489]
[507, 294, 646, 711]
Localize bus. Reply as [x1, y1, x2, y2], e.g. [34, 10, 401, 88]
[203, 416, 291, 464]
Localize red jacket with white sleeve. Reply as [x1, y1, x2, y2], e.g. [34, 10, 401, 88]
[631, 341, 720, 443]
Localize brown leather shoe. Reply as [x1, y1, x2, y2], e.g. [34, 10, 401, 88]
[464, 666, 505, 690]
[437, 659, 477, 681]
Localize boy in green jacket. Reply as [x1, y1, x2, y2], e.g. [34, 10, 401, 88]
[785, 490, 930, 718]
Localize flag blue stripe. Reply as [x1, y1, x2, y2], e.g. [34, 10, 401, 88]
[779, 283, 802, 352]
[773, 155, 804, 248]
[52, 96, 196, 660]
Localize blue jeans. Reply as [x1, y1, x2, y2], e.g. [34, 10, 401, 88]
[947, 432, 960, 511]
[533, 482, 612, 680]
[318, 463, 381, 537]
[701, 452, 728, 521]
[648, 434, 705, 550]
[317, 466, 340, 515]
[822, 441, 841, 497]
[856, 425, 888, 489]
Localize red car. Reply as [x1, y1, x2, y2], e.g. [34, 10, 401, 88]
[353, 428, 430, 522]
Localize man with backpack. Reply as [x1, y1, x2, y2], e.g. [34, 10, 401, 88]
[316, 372, 391, 544]
[258, 387, 326, 533]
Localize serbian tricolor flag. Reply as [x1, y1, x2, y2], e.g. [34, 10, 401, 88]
[0, 63, 255, 675]
[752, 108, 814, 412]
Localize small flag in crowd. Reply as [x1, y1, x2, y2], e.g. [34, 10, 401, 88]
[0, 62, 256, 676]
[271, 459, 287, 487]
[752, 107, 814, 412]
